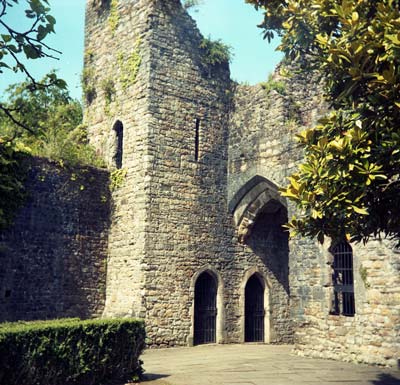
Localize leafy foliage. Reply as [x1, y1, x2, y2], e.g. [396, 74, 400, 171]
[0, 141, 28, 230]
[81, 67, 96, 104]
[199, 37, 233, 66]
[0, 0, 65, 132]
[247, 0, 400, 243]
[0, 74, 104, 229]
[101, 78, 115, 105]
[110, 168, 127, 191]
[0, 318, 146, 385]
[0, 73, 104, 167]
[108, 0, 119, 35]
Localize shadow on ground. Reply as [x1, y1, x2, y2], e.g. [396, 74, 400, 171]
[138, 373, 171, 384]
[371, 373, 400, 385]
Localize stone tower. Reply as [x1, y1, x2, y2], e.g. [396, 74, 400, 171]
[84, 0, 293, 346]
[84, 0, 232, 345]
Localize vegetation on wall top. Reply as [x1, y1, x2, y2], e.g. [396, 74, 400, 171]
[260, 73, 286, 95]
[182, 0, 203, 11]
[199, 37, 233, 66]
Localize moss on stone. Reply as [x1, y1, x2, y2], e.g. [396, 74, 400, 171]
[81, 67, 96, 104]
[117, 39, 141, 90]
[110, 168, 127, 191]
[108, 0, 119, 35]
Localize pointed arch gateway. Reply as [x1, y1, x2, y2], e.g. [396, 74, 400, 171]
[228, 175, 287, 244]
[232, 176, 290, 343]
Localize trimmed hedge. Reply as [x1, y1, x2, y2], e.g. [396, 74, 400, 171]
[0, 318, 145, 385]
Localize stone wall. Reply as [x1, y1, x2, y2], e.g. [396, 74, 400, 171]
[0, 158, 110, 321]
[84, 0, 154, 318]
[293, 239, 400, 367]
[130, 0, 296, 346]
[1, 0, 397, 367]
[228, 68, 327, 344]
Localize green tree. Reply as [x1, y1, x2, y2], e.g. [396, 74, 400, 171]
[246, 0, 400, 243]
[0, 73, 103, 166]
[0, 0, 65, 132]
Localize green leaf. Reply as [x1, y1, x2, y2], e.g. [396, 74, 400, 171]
[45, 14, 56, 25]
[352, 206, 369, 215]
[36, 25, 47, 41]
[1, 34, 11, 43]
[23, 44, 40, 59]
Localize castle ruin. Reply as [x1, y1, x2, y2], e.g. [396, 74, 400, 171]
[0, 0, 398, 367]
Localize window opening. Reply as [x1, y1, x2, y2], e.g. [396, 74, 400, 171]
[195, 118, 200, 162]
[113, 120, 123, 169]
[331, 242, 355, 316]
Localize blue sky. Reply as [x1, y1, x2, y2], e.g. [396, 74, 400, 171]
[0, 0, 282, 100]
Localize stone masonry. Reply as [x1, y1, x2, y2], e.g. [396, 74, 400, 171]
[0, 158, 110, 321]
[0, 0, 398, 369]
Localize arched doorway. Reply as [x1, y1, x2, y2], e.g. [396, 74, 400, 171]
[245, 274, 264, 342]
[194, 271, 217, 345]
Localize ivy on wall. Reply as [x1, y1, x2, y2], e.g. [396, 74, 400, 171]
[109, 168, 127, 191]
[82, 68, 96, 105]
[0, 142, 28, 230]
[108, 0, 119, 35]
[117, 39, 142, 90]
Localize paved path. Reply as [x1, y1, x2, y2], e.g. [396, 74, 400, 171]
[139, 344, 400, 385]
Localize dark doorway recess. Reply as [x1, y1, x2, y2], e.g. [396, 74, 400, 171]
[194, 271, 217, 345]
[245, 274, 264, 342]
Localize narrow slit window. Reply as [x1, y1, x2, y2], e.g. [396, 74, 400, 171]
[113, 120, 123, 169]
[331, 242, 355, 316]
[195, 118, 200, 162]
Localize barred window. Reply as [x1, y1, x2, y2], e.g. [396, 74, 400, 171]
[331, 242, 355, 316]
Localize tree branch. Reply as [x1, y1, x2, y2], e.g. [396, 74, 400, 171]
[0, 103, 35, 135]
